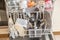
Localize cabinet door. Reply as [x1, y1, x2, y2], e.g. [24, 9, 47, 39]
[0, 0, 5, 10]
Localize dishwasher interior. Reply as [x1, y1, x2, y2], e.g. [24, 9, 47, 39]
[5, 0, 55, 40]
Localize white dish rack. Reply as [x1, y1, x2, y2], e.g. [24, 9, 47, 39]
[5, 0, 55, 39]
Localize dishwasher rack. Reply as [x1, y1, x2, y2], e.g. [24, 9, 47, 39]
[5, 0, 55, 40]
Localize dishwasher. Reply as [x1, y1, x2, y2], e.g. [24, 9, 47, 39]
[5, 0, 55, 40]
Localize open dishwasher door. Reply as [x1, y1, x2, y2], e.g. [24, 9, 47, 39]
[5, 0, 55, 40]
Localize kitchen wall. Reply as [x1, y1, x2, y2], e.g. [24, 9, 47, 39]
[52, 0, 60, 32]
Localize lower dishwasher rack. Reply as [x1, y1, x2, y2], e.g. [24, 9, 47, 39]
[10, 33, 55, 40]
